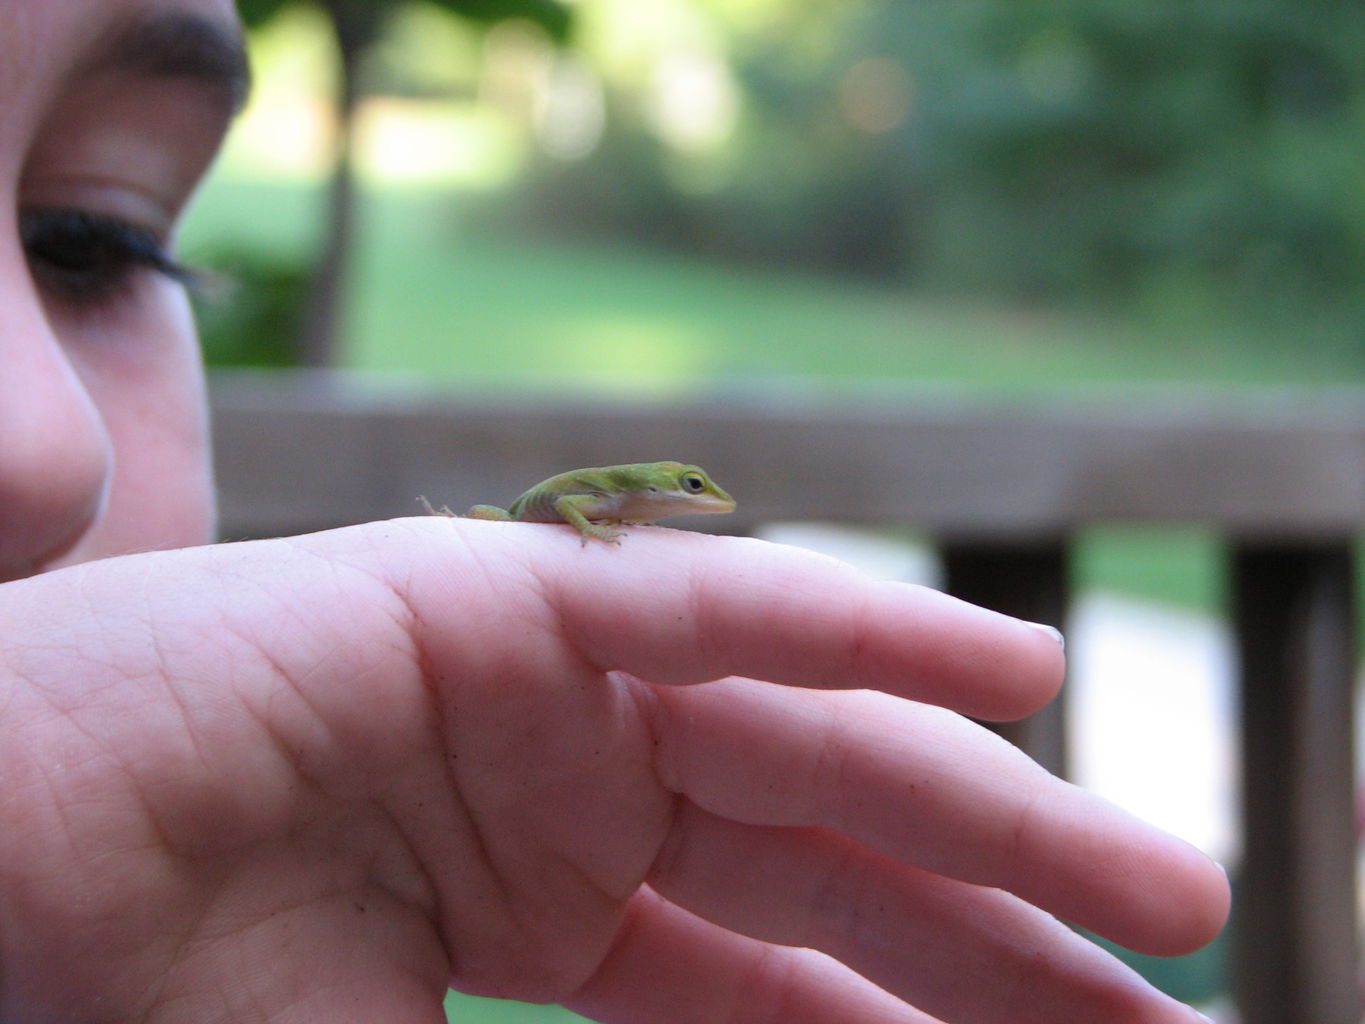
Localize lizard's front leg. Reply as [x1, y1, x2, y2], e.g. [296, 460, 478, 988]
[554, 494, 623, 545]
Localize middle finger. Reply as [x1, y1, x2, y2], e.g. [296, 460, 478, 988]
[644, 677, 1227, 956]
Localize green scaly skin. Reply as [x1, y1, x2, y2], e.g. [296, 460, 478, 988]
[424, 461, 735, 545]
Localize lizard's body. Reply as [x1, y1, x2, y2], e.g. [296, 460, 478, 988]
[428, 461, 735, 545]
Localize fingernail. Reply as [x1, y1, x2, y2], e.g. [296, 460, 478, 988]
[1027, 621, 1066, 651]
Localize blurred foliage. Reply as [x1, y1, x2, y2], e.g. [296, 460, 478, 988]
[192, 249, 311, 368]
[483, 0, 1364, 348]
[237, 0, 570, 39]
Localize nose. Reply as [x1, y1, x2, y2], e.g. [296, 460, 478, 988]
[0, 249, 111, 581]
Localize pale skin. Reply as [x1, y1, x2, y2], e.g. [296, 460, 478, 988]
[0, 2, 1229, 1023]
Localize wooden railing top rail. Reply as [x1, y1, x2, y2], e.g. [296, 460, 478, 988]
[210, 370, 1365, 540]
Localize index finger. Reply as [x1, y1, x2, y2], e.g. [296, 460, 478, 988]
[532, 526, 1064, 721]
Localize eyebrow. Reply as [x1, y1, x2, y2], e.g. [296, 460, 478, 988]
[90, 11, 252, 117]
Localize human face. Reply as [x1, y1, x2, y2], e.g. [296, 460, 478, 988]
[0, 0, 247, 583]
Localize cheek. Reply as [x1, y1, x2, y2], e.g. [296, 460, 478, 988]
[67, 286, 215, 556]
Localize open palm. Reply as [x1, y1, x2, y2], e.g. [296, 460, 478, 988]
[0, 519, 1226, 1023]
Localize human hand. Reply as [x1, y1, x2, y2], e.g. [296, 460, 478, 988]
[0, 519, 1227, 1023]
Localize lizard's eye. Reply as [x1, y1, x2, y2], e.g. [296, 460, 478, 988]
[681, 473, 706, 493]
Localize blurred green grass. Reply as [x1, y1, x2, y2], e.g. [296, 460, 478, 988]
[1074, 527, 1221, 612]
[182, 177, 1360, 396]
[443, 993, 589, 1023]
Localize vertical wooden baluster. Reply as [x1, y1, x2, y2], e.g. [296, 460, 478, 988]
[941, 539, 1071, 779]
[1231, 541, 1359, 1024]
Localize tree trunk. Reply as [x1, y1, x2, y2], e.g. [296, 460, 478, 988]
[296, 1, 386, 368]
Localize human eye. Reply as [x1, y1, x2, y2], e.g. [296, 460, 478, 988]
[20, 207, 196, 306]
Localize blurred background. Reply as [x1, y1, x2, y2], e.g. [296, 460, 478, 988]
[193, 1, 1365, 1020]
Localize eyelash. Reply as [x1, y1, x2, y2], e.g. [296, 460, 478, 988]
[19, 207, 196, 305]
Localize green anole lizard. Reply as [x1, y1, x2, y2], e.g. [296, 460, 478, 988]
[423, 461, 736, 545]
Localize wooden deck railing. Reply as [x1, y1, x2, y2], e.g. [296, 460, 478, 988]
[210, 370, 1364, 1024]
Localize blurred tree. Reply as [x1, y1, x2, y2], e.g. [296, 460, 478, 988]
[896, 1, 1364, 312]
[488, 0, 1363, 351]
[234, 0, 571, 367]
